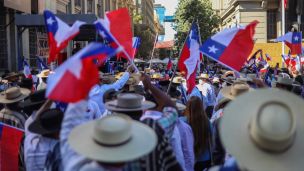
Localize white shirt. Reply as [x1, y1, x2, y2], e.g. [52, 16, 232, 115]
[197, 82, 216, 110]
[24, 111, 58, 171]
[89, 72, 129, 114]
[83, 100, 102, 122]
[102, 109, 115, 117]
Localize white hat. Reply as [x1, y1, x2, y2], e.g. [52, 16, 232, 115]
[221, 83, 254, 100]
[69, 114, 157, 163]
[220, 89, 304, 171]
[213, 77, 220, 83]
[105, 93, 156, 112]
[274, 77, 297, 86]
[171, 98, 186, 111]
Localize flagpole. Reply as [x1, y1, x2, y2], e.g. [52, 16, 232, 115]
[166, 18, 196, 95]
[149, 34, 158, 68]
[282, 0, 286, 68]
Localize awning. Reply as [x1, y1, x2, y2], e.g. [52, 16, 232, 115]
[15, 14, 102, 41]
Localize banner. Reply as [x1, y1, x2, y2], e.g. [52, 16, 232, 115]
[37, 33, 57, 69]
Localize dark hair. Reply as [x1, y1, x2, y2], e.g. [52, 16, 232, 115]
[278, 83, 293, 92]
[212, 82, 220, 88]
[6, 102, 19, 109]
[295, 75, 303, 86]
[119, 110, 143, 121]
[184, 96, 210, 161]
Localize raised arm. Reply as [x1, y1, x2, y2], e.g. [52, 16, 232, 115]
[106, 65, 133, 90]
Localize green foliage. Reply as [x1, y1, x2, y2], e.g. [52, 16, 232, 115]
[173, 0, 221, 51]
[133, 12, 144, 24]
[159, 48, 167, 60]
[134, 25, 154, 60]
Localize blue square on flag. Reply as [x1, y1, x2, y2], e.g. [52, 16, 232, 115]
[157, 35, 165, 42]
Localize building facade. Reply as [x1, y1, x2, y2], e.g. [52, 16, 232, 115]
[154, 4, 165, 29]
[211, 0, 304, 43]
[0, 0, 136, 73]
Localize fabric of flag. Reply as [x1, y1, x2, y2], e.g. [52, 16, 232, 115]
[109, 62, 114, 73]
[301, 58, 304, 65]
[56, 101, 68, 112]
[37, 56, 50, 73]
[44, 10, 86, 63]
[275, 32, 302, 55]
[23, 61, 37, 91]
[251, 63, 258, 74]
[284, 0, 287, 8]
[167, 56, 173, 70]
[155, 35, 174, 48]
[46, 43, 117, 103]
[199, 20, 259, 71]
[180, 85, 187, 105]
[94, 8, 133, 61]
[291, 57, 300, 71]
[245, 49, 260, 66]
[179, 23, 200, 94]
[260, 61, 269, 73]
[265, 54, 272, 61]
[0, 123, 23, 171]
[132, 37, 141, 58]
[263, 68, 272, 87]
[281, 54, 291, 66]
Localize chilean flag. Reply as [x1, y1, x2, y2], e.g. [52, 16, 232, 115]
[265, 54, 272, 61]
[24, 61, 38, 91]
[37, 56, 50, 73]
[44, 10, 86, 63]
[94, 8, 133, 61]
[199, 20, 259, 71]
[167, 56, 173, 70]
[132, 37, 141, 58]
[0, 123, 23, 171]
[260, 60, 269, 73]
[275, 32, 302, 55]
[46, 43, 117, 103]
[291, 58, 300, 71]
[263, 68, 272, 87]
[301, 57, 304, 65]
[281, 54, 291, 66]
[179, 23, 199, 94]
[155, 35, 174, 48]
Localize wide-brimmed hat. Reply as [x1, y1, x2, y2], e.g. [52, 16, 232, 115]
[102, 75, 116, 84]
[28, 109, 64, 134]
[200, 73, 209, 79]
[235, 78, 248, 83]
[126, 73, 140, 85]
[219, 89, 304, 171]
[145, 68, 151, 74]
[68, 114, 157, 163]
[0, 86, 31, 103]
[171, 98, 186, 111]
[37, 69, 53, 78]
[19, 89, 47, 106]
[158, 80, 170, 87]
[221, 76, 235, 84]
[274, 77, 297, 86]
[16, 78, 38, 87]
[151, 73, 160, 79]
[5, 72, 19, 78]
[246, 74, 257, 80]
[18, 70, 25, 76]
[221, 83, 254, 100]
[171, 77, 182, 84]
[213, 77, 220, 83]
[168, 84, 181, 97]
[129, 85, 143, 92]
[105, 93, 156, 112]
[214, 97, 231, 111]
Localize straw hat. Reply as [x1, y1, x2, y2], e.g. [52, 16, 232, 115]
[0, 86, 31, 103]
[235, 78, 248, 83]
[213, 77, 220, 83]
[221, 83, 254, 100]
[68, 114, 157, 163]
[176, 72, 182, 76]
[115, 72, 125, 79]
[220, 89, 304, 171]
[200, 73, 209, 79]
[274, 77, 297, 86]
[102, 75, 116, 84]
[214, 97, 231, 112]
[126, 73, 140, 85]
[221, 76, 235, 84]
[151, 73, 160, 79]
[18, 70, 25, 76]
[171, 77, 182, 84]
[37, 69, 53, 78]
[247, 74, 257, 80]
[171, 98, 186, 111]
[145, 68, 151, 74]
[5, 72, 19, 78]
[105, 93, 156, 112]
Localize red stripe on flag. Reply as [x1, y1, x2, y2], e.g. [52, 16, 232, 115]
[1, 126, 23, 171]
[187, 64, 197, 94]
[284, 41, 302, 55]
[155, 40, 174, 48]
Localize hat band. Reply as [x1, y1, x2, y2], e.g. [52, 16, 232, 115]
[108, 104, 142, 109]
[93, 136, 132, 147]
[6, 93, 22, 100]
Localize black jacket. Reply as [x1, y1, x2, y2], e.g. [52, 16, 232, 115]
[211, 118, 226, 165]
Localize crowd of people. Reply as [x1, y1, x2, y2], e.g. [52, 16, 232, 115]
[0, 61, 304, 171]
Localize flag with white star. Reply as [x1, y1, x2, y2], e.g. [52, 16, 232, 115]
[263, 68, 271, 87]
[199, 20, 259, 72]
[275, 32, 302, 55]
[43, 10, 86, 63]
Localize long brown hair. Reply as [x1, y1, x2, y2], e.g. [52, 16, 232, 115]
[184, 96, 210, 161]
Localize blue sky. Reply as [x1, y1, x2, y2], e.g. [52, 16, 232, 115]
[155, 0, 178, 41]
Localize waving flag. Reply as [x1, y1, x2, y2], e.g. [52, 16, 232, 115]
[260, 61, 269, 73]
[265, 54, 272, 61]
[46, 43, 117, 103]
[251, 62, 258, 74]
[44, 10, 86, 63]
[132, 37, 141, 58]
[155, 35, 174, 48]
[23, 61, 37, 91]
[179, 23, 199, 94]
[94, 8, 133, 61]
[301, 57, 304, 65]
[109, 62, 114, 73]
[291, 57, 300, 72]
[275, 32, 302, 55]
[37, 56, 50, 73]
[199, 20, 259, 71]
[180, 85, 188, 105]
[263, 68, 272, 87]
[0, 123, 23, 171]
[281, 54, 291, 66]
[167, 56, 173, 70]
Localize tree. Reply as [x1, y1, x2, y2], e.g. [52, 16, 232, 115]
[158, 48, 167, 60]
[173, 0, 221, 51]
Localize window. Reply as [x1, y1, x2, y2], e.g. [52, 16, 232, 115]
[0, 15, 7, 70]
[138, 0, 142, 4]
[29, 28, 38, 67]
[138, 8, 142, 14]
[267, 10, 277, 39]
[285, 10, 304, 38]
[75, 0, 81, 6]
[87, 0, 93, 13]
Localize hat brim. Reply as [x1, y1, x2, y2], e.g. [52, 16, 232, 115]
[16, 82, 38, 85]
[68, 118, 157, 163]
[5, 73, 19, 78]
[221, 85, 254, 100]
[36, 75, 49, 78]
[220, 89, 304, 171]
[221, 77, 236, 84]
[0, 88, 31, 103]
[28, 119, 61, 134]
[105, 100, 156, 112]
[273, 81, 299, 87]
[177, 103, 186, 111]
[19, 98, 47, 107]
[214, 99, 230, 111]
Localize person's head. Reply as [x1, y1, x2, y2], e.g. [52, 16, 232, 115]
[19, 89, 47, 111]
[7, 72, 18, 82]
[275, 77, 294, 92]
[76, 43, 81, 49]
[184, 96, 210, 161]
[295, 75, 303, 86]
[276, 83, 293, 91]
[0, 86, 31, 107]
[199, 73, 210, 84]
[18, 75, 25, 81]
[292, 82, 302, 96]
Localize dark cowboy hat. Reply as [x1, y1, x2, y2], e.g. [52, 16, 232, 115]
[28, 109, 64, 134]
[19, 89, 47, 106]
[16, 78, 38, 86]
[158, 80, 170, 87]
[168, 84, 181, 97]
